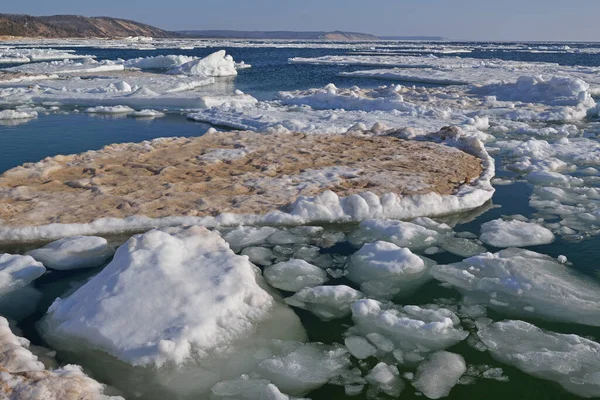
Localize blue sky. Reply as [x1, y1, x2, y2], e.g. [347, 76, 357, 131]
[3, 0, 599, 41]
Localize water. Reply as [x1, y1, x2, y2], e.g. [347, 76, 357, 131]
[1, 43, 600, 399]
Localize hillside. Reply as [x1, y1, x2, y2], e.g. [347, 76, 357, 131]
[0, 14, 173, 38]
[176, 30, 379, 40]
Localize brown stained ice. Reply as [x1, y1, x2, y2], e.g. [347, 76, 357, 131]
[0, 131, 483, 227]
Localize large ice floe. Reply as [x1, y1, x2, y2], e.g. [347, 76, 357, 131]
[479, 218, 555, 247]
[431, 248, 600, 326]
[26, 236, 114, 270]
[0, 317, 122, 399]
[478, 320, 600, 398]
[40, 226, 308, 398]
[0, 129, 493, 243]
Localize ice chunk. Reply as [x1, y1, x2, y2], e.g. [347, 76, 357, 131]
[412, 351, 466, 399]
[0, 317, 122, 400]
[241, 246, 276, 266]
[264, 259, 329, 292]
[431, 248, 600, 326]
[222, 226, 278, 251]
[0, 109, 38, 120]
[41, 226, 306, 398]
[349, 219, 441, 250]
[478, 320, 600, 398]
[124, 54, 196, 70]
[345, 336, 377, 359]
[365, 362, 404, 398]
[167, 50, 238, 77]
[26, 236, 113, 270]
[0, 254, 45, 292]
[85, 105, 135, 114]
[346, 241, 429, 299]
[350, 300, 468, 360]
[480, 219, 555, 247]
[257, 342, 352, 395]
[440, 236, 487, 257]
[285, 285, 364, 321]
[211, 376, 303, 400]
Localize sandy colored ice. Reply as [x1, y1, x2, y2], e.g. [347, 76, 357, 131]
[0, 131, 482, 227]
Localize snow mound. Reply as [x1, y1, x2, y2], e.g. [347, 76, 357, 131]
[346, 241, 429, 299]
[431, 248, 600, 326]
[412, 351, 466, 399]
[26, 236, 113, 270]
[264, 259, 328, 292]
[479, 320, 600, 398]
[167, 50, 238, 77]
[41, 226, 306, 398]
[480, 219, 555, 247]
[285, 285, 364, 321]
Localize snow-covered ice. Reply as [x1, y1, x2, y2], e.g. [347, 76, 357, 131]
[412, 351, 466, 399]
[479, 219, 555, 247]
[0, 253, 45, 293]
[41, 226, 306, 398]
[26, 236, 113, 270]
[264, 259, 329, 292]
[285, 285, 364, 321]
[346, 241, 429, 299]
[167, 50, 238, 77]
[431, 248, 600, 326]
[479, 320, 600, 398]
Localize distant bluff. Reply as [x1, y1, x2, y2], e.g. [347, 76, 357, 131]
[0, 14, 173, 38]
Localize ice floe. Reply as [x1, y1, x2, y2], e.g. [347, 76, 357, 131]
[264, 259, 329, 292]
[479, 219, 555, 247]
[0, 317, 122, 399]
[431, 248, 600, 326]
[412, 351, 466, 399]
[166, 50, 238, 77]
[26, 236, 113, 270]
[478, 320, 600, 398]
[285, 285, 364, 321]
[346, 241, 430, 299]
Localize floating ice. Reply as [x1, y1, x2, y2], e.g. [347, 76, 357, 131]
[431, 248, 600, 326]
[41, 226, 306, 398]
[346, 241, 429, 299]
[479, 219, 555, 247]
[167, 50, 238, 77]
[0, 254, 45, 292]
[211, 376, 303, 400]
[349, 219, 441, 250]
[257, 341, 352, 395]
[285, 285, 364, 321]
[478, 320, 600, 398]
[0, 109, 38, 120]
[85, 105, 135, 114]
[124, 54, 196, 70]
[0, 317, 122, 399]
[264, 259, 329, 292]
[350, 300, 468, 361]
[412, 351, 466, 399]
[365, 362, 404, 398]
[26, 236, 113, 270]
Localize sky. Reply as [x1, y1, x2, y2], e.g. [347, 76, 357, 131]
[3, 0, 600, 42]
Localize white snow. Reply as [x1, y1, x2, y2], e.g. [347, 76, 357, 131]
[349, 219, 441, 250]
[346, 241, 429, 299]
[285, 285, 364, 321]
[431, 248, 600, 326]
[264, 259, 329, 292]
[478, 320, 600, 398]
[26, 236, 113, 270]
[41, 226, 306, 398]
[412, 351, 466, 399]
[84, 105, 135, 114]
[479, 219, 555, 247]
[124, 54, 196, 70]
